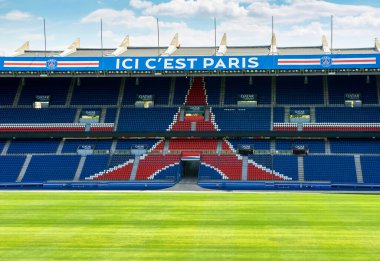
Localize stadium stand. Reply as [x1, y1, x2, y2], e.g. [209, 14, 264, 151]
[0, 140, 5, 153]
[85, 155, 135, 181]
[361, 156, 380, 183]
[273, 107, 285, 123]
[19, 78, 70, 105]
[104, 108, 117, 123]
[8, 139, 60, 154]
[0, 78, 19, 106]
[79, 155, 110, 180]
[303, 155, 357, 183]
[116, 139, 160, 151]
[204, 77, 221, 105]
[276, 76, 324, 105]
[276, 139, 325, 153]
[228, 139, 271, 151]
[315, 107, 380, 123]
[199, 164, 225, 180]
[224, 76, 271, 105]
[168, 138, 218, 152]
[71, 77, 120, 105]
[22, 155, 80, 182]
[330, 139, 380, 154]
[201, 155, 242, 180]
[0, 156, 26, 182]
[328, 75, 378, 104]
[135, 154, 181, 180]
[0, 71, 380, 189]
[117, 107, 178, 132]
[173, 77, 191, 105]
[61, 139, 112, 153]
[212, 107, 271, 131]
[123, 77, 171, 105]
[247, 154, 296, 181]
[0, 108, 76, 123]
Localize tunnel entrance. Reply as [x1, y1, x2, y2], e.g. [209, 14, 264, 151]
[181, 160, 200, 179]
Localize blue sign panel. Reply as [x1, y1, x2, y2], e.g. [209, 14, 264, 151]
[290, 108, 310, 115]
[0, 54, 379, 72]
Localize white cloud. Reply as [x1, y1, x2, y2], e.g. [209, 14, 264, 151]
[1, 10, 34, 21]
[81, 8, 188, 31]
[130, 0, 153, 9]
[81, 8, 157, 29]
[2, 0, 380, 55]
[141, 0, 247, 18]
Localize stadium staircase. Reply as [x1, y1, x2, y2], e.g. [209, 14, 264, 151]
[84, 77, 290, 182]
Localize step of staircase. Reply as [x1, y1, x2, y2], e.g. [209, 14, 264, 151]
[16, 154, 32, 182]
[242, 156, 248, 181]
[297, 156, 304, 182]
[130, 155, 141, 181]
[74, 156, 87, 181]
[354, 155, 364, 183]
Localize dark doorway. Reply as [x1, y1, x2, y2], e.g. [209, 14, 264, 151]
[182, 160, 200, 179]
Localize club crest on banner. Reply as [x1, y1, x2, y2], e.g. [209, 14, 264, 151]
[46, 59, 58, 69]
[320, 56, 332, 67]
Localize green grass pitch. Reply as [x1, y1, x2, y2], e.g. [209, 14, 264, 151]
[0, 192, 380, 260]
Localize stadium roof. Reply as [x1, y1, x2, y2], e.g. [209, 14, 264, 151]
[11, 33, 380, 57]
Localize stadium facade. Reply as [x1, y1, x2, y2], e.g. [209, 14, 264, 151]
[1, 34, 380, 190]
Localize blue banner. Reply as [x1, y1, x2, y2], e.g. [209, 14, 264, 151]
[0, 54, 379, 72]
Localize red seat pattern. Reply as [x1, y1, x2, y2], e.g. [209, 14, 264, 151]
[221, 140, 234, 152]
[168, 138, 218, 152]
[247, 164, 283, 181]
[171, 121, 192, 131]
[273, 123, 298, 131]
[90, 160, 134, 181]
[184, 77, 208, 105]
[150, 139, 165, 152]
[201, 155, 243, 180]
[196, 121, 217, 131]
[135, 154, 181, 180]
[184, 115, 204, 121]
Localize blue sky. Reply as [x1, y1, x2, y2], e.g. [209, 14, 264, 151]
[1, 0, 380, 55]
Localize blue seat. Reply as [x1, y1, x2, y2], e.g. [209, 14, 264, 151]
[328, 75, 378, 104]
[0, 108, 76, 123]
[19, 78, 70, 105]
[71, 77, 120, 105]
[22, 155, 80, 182]
[229, 139, 270, 151]
[117, 108, 178, 132]
[80, 155, 110, 180]
[199, 164, 223, 180]
[0, 78, 19, 105]
[123, 77, 171, 105]
[173, 77, 191, 105]
[276, 76, 323, 105]
[304, 155, 357, 183]
[276, 139, 325, 153]
[62, 139, 112, 153]
[8, 139, 60, 154]
[224, 76, 271, 105]
[116, 139, 160, 150]
[153, 164, 179, 180]
[0, 156, 26, 182]
[212, 107, 271, 131]
[361, 156, 380, 183]
[316, 107, 380, 123]
[330, 139, 380, 154]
